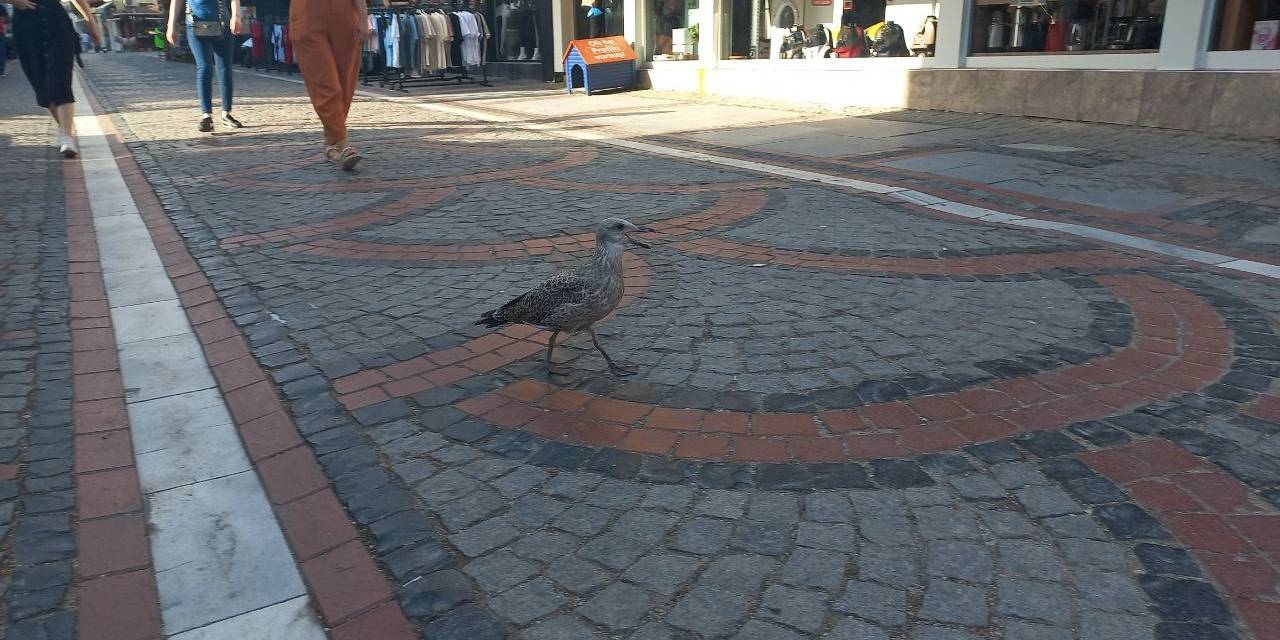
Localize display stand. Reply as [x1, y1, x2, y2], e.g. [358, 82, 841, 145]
[364, 0, 493, 92]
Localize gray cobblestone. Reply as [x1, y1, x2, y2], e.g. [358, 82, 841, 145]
[824, 617, 890, 640]
[991, 462, 1049, 489]
[997, 578, 1073, 625]
[759, 584, 829, 633]
[1079, 612, 1155, 640]
[1071, 569, 1149, 614]
[492, 466, 550, 499]
[546, 555, 611, 594]
[463, 552, 538, 593]
[696, 490, 747, 519]
[1014, 486, 1083, 518]
[733, 620, 806, 640]
[997, 540, 1064, 581]
[833, 580, 906, 626]
[804, 493, 854, 522]
[511, 531, 579, 562]
[798, 521, 856, 551]
[1004, 620, 1072, 640]
[859, 543, 917, 588]
[449, 517, 520, 557]
[782, 548, 849, 591]
[667, 587, 751, 637]
[949, 474, 1007, 500]
[927, 540, 993, 583]
[1041, 514, 1106, 539]
[670, 517, 734, 555]
[524, 615, 602, 640]
[552, 504, 614, 537]
[640, 485, 695, 512]
[978, 509, 1034, 538]
[918, 579, 990, 627]
[915, 506, 981, 539]
[700, 555, 775, 594]
[579, 583, 651, 630]
[622, 554, 702, 595]
[489, 578, 567, 624]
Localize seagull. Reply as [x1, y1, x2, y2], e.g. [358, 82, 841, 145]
[476, 218, 655, 376]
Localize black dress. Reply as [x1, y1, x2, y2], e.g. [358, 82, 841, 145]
[13, 0, 78, 108]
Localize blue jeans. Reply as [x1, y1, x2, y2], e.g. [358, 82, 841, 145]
[186, 25, 234, 113]
[0, 37, 8, 75]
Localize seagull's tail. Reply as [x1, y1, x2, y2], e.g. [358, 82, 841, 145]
[475, 308, 508, 328]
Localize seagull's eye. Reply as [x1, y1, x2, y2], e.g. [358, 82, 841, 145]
[616, 223, 626, 230]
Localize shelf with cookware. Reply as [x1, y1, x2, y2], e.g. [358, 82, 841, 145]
[969, 0, 1165, 56]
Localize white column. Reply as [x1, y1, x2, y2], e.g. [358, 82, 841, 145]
[552, 0, 576, 72]
[628, 0, 649, 61]
[933, 0, 971, 68]
[693, 0, 720, 67]
[1157, 0, 1213, 70]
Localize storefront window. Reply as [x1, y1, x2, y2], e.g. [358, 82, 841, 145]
[721, 0, 940, 60]
[492, 0, 546, 61]
[575, 0, 624, 40]
[969, 0, 1165, 56]
[651, 0, 698, 59]
[1210, 0, 1280, 50]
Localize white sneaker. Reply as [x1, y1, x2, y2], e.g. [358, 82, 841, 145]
[60, 136, 78, 159]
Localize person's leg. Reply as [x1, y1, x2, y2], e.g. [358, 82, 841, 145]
[211, 32, 234, 115]
[327, 1, 361, 129]
[54, 103, 76, 139]
[290, 0, 346, 147]
[0, 37, 8, 75]
[186, 28, 214, 117]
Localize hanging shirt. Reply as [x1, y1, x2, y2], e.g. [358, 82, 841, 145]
[384, 13, 400, 67]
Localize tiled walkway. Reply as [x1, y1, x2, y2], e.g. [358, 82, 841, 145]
[2, 52, 1279, 640]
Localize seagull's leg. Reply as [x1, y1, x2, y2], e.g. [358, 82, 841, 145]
[588, 327, 637, 376]
[545, 330, 568, 376]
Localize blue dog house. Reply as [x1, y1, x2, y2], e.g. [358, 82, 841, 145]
[563, 36, 637, 95]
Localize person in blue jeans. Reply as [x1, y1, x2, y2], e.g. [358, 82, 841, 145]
[165, 0, 244, 132]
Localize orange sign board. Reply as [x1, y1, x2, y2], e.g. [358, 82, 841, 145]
[563, 36, 638, 65]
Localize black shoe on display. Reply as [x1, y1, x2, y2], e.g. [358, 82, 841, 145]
[198, 116, 214, 133]
[221, 113, 243, 129]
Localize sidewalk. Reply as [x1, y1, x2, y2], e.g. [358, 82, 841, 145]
[3, 52, 1279, 640]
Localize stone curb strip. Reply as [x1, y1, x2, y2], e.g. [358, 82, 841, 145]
[69, 73, 417, 640]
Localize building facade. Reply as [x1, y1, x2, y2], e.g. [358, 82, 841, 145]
[538, 0, 1280, 136]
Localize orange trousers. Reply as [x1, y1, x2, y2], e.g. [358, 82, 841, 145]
[289, 0, 361, 146]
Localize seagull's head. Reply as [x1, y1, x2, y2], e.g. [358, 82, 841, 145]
[597, 218, 656, 249]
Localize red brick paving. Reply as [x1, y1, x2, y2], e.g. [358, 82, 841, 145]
[1082, 440, 1280, 640]
[450, 274, 1231, 463]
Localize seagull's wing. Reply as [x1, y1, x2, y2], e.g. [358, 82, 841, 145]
[493, 271, 595, 327]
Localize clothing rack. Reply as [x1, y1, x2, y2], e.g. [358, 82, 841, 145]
[364, 0, 493, 91]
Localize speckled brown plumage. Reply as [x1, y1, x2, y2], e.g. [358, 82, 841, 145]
[477, 218, 653, 375]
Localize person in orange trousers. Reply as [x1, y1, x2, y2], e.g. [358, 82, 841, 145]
[290, 0, 371, 170]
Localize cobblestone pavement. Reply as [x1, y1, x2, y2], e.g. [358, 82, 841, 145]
[0, 74, 78, 639]
[31, 51, 1280, 639]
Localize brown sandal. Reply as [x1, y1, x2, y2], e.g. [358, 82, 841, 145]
[324, 145, 362, 171]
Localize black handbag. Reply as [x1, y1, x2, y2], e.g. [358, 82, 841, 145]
[187, 0, 226, 37]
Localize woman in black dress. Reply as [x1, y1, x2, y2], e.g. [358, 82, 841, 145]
[10, 0, 100, 158]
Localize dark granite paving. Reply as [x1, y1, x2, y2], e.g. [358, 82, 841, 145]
[68, 52, 1280, 640]
[0, 72, 78, 640]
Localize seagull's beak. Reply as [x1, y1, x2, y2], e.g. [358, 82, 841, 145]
[627, 226, 656, 249]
